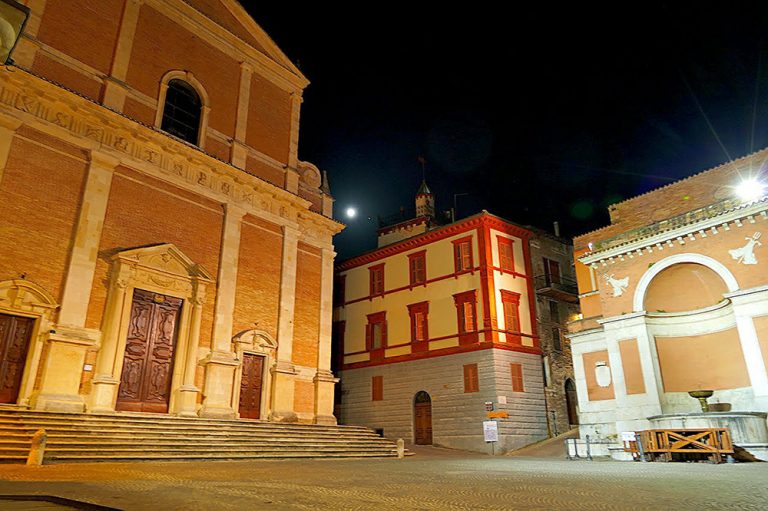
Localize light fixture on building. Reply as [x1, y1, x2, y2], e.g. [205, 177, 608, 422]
[735, 178, 766, 203]
[0, 0, 30, 65]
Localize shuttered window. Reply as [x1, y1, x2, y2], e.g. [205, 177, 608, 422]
[511, 363, 525, 392]
[409, 251, 427, 285]
[453, 237, 473, 273]
[463, 364, 479, 393]
[498, 236, 515, 272]
[372, 376, 383, 401]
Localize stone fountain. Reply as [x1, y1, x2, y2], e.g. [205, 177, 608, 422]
[644, 390, 768, 461]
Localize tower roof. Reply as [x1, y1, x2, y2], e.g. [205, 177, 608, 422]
[417, 180, 432, 196]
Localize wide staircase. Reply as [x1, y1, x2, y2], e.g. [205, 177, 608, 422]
[0, 408, 399, 463]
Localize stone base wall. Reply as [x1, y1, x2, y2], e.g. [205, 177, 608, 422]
[339, 349, 548, 454]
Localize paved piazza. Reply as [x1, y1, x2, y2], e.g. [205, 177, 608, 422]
[0, 448, 765, 510]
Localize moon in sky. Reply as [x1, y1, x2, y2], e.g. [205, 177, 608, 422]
[345, 207, 357, 218]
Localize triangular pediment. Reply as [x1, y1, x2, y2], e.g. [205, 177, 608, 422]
[115, 243, 214, 281]
[184, 0, 305, 80]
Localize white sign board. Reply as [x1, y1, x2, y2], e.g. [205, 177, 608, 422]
[621, 431, 636, 442]
[483, 420, 499, 442]
[497, 395, 507, 405]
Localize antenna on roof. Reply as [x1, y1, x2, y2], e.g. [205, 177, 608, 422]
[417, 155, 426, 182]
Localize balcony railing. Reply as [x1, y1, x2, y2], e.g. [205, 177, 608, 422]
[533, 275, 578, 302]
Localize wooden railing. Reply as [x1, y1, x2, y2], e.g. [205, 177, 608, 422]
[623, 428, 733, 463]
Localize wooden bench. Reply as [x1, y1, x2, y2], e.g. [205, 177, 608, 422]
[623, 428, 733, 463]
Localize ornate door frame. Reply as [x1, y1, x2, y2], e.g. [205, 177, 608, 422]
[0, 280, 58, 407]
[90, 244, 213, 416]
[232, 329, 277, 420]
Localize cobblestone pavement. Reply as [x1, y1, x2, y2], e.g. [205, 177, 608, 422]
[0, 449, 766, 511]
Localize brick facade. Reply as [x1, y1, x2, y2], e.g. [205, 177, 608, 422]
[0, 0, 342, 423]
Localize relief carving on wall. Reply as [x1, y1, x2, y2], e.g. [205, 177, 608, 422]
[604, 273, 630, 297]
[729, 232, 762, 265]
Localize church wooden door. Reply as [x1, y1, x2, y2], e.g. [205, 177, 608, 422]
[0, 313, 34, 404]
[565, 379, 579, 426]
[116, 289, 182, 413]
[414, 391, 433, 445]
[238, 353, 264, 419]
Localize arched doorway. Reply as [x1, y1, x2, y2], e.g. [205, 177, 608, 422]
[565, 379, 579, 426]
[413, 391, 432, 445]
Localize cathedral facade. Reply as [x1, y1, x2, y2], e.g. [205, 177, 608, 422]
[0, 0, 342, 423]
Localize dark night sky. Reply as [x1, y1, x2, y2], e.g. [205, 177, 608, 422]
[243, 2, 768, 259]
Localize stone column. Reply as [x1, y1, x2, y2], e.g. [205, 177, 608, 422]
[0, 114, 22, 185]
[314, 246, 338, 425]
[102, 0, 143, 111]
[34, 150, 119, 412]
[89, 262, 133, 413]
[728, 288, 768, 397]
[177, 281, 207, 417]
[230, 63, 252, 169]
[271, 225, 300, 422]
[199, 204, 246, 418]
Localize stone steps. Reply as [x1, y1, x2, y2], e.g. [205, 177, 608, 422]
[0, 409, 398, 464]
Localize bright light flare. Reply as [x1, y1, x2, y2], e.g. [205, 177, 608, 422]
[345, 207, 357, 219]
[736, 179, 766, 202]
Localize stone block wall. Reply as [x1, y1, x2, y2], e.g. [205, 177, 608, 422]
[339, 349, 547, 454]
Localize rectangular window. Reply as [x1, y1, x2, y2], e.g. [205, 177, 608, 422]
[500, 290, 521, 333]
[453, 236, 473, 273]
[511, 363, 525, 392]
[366, 312, 387, 353]
[408, 301, 429, 343]
[454, 290, 479, 344]
[369, 264, 385, 296]
[543, 258, 561, 285]
[551, 326, 562, 351]
[463, 363, 479, 393]
[498, 236, 515, 272]
[372, 375, 383, 401]
[549, 300, 560, 322]
[408, 251, 427, 286]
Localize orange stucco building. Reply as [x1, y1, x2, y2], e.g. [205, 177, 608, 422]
[568, 150, 768, 459]
[0, 0, 342, 424]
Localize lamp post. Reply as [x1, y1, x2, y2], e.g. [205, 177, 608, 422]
[0, 0, 30, 65]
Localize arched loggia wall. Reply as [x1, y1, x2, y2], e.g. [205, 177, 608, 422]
[632, 253, 739, 312]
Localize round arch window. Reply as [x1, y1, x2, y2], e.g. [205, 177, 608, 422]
[160, 79, 202, 145]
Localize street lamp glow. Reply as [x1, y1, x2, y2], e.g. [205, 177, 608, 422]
[345, 207, 357, 219]
[736, 179, 766, 202]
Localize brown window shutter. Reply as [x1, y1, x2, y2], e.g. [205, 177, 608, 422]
[365, 323, 371, 351]
[381, 320, 388, 347]
[372, 376, 383, 401]
[464, 364, 479, 393]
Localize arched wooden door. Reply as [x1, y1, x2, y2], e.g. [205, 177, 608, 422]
[414, 391, 433, 445]
[565, 378, 579, 426]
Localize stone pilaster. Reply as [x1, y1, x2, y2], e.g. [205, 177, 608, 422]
[199, 203, 246, 418]
[728, 287, 768, 397]
[0, 114, 23, 185]
[32, 150, 118, 412]
[287, 92, 302, 169]
[102, 0, 143, 111]
[11, 0, 46, 68]
[58, 150, 119, 327]
[314, 246, 338, 424]
[270, 225, 300, 422]
[230, 63, 252, 169]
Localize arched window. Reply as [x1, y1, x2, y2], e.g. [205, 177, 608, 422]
[160, 79, 202, 144]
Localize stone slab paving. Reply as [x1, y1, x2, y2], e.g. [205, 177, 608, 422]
[0, 449, 766, 510]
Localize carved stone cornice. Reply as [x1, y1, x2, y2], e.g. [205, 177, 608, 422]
[0, 67, 338, 230]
